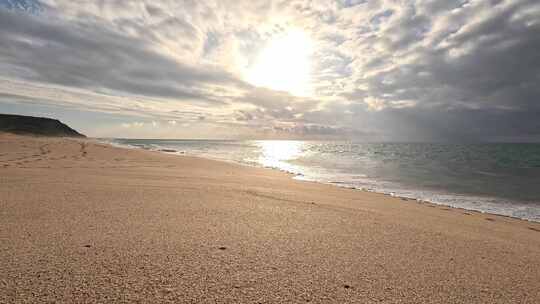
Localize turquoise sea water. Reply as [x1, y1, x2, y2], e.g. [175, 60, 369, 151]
[109, 139, 540, 222]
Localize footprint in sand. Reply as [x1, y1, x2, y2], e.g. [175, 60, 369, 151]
[79, 143, 88, 157]
[39, 144, 50, 155]
[485, 218, 495, 222]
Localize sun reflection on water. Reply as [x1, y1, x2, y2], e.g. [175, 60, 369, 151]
[255, 140, 305, 173]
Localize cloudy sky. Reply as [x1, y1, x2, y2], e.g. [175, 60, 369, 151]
[0, 0, 539, 141]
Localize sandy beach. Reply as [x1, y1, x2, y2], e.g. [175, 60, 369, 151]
[1, 133, 539, 303]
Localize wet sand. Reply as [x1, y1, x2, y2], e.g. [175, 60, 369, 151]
[1, 133, 539, 303]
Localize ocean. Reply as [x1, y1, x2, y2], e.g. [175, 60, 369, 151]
[109, 139, 540, 222]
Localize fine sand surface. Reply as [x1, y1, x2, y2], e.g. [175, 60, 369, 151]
[1, 133, 540, 303]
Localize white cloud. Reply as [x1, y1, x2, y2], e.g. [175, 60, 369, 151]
[121, 122, 144, 128]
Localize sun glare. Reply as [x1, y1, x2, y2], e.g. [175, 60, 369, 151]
[256, 140, 305, 173]
[245, 29, 314, 97]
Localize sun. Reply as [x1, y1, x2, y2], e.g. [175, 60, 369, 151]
[245, 29, 314, 97]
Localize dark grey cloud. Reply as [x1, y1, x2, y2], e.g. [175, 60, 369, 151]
[0, 8, 244, 104]
[336, 0, 540, 141]
[144, 4, 166, 17]
[273, 124, 347, 137]
[373, 107, 540, 142]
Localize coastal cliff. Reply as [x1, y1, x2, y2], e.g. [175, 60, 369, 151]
[0, 114, 85, 137]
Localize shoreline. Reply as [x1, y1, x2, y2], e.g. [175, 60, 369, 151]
[108, 137, 540, 224]
[2, 133, 540, 303]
